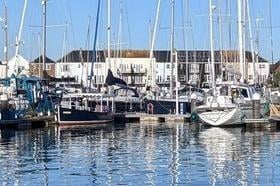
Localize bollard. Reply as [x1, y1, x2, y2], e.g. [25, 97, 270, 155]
[191, 93, 197, 113]
[252, 93, 261, 119]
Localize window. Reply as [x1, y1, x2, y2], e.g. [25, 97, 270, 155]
[190, 64, 199, 73]
[166, 64, 170, 69]
[167, 75, 170, 81]
[259, 64, 265, 69]
[248, 75, 253, 80]
[62, 64, 69, 72]
[205, 64, 210, 73]
[46, 64, 51, 70]
[240, 88, 248, 98]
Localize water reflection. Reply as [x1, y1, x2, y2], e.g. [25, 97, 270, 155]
[199, 127, 244, 185]
[0, 123, 280, 185]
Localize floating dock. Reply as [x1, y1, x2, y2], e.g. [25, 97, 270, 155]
[0, 115, 54, 129]
[125, 113, 190, 123]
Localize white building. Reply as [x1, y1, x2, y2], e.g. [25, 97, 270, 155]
[7, 55, 29, 77]
[55, 50, 270, 91]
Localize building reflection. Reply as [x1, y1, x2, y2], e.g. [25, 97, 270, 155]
[0, 123, 280, 185]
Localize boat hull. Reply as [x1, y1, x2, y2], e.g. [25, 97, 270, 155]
[143, 99, 191, 114]
[196, 106, 243, 126]
[57, 107, 113, 125]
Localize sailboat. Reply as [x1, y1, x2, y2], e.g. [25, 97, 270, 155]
[144, 0, 204, 115]
[0, 0, 56, 127]
[193, 0, 269, 126]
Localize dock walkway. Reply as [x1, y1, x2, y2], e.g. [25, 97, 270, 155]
[125, 112, 190, 123]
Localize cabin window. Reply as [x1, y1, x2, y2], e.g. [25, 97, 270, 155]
[240, 88, 249, 98]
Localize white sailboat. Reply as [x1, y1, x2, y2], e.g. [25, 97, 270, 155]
[193, 0, 264, 126]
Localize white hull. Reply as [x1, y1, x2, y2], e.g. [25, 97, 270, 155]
[196, 103, 268, 126]
[197, 106, 243, 126]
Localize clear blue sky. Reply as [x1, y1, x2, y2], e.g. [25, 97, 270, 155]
[1, 0, 280, 63]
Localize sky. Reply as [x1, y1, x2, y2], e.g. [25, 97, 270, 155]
[0, 0, 280, 63]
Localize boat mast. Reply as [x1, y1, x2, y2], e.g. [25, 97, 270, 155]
[89, 0, 101, 91]
[246, 0, 256, 84]
[218, 0, 223, 76]
[149, 0, 161, 88]
[42, 0, 47, 76]
[185, 0, 189, 85]
[175, 51, 179, 115]
[209, 0, 216, 95]
[15, 0, 28, 75]
[107, 0, 111, 71]
[237, 0, 244, 83]
[3, 0, 8, 77]
[269, 0, 274, 73]
[170, 0, 175, 97]
[15, 0, 28, 57]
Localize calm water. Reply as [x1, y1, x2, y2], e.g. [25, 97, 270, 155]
[0, 123, 280, 185]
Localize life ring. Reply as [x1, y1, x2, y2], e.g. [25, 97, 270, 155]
[147, 103, 154, 114]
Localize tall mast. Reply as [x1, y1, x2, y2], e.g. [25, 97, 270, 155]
[237, 0, 244, 83]
[42, 0, 47, 76]
[185, 0, 189, 84]
[149, 0, 161, 88]
[209, 0, 216, 95]
[255, 17, 261, 84]
[89, 0, 101, 91]
[15, 0, 28, 57]
[3, 0, 8, 77]
[170, 0, 175, 97]
[246, 0, 256, 83]
[269, 0, 274, 67]
[107, 0, 111, 71]
[218, 0, 223, 74]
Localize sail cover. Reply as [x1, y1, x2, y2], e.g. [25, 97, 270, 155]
[105, 69, 127, 88]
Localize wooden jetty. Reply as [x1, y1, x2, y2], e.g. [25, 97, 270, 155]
[125, 112, 190, 123]
[0, 115, 54, 129]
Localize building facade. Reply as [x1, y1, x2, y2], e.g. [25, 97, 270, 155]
[29, 56, 56, 77]
[54, 49, 270, 90]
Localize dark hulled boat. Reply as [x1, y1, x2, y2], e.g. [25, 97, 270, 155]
[57, 106, 113, 125]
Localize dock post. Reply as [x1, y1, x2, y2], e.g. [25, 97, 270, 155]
[191, 93, 197, 113]
[252, 93, 261, 119]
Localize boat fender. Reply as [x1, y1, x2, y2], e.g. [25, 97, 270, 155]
[190, 112, 199, 122]
[147, 103, 154, 114]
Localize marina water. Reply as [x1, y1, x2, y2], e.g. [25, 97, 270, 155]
[0, 123, 280, 185]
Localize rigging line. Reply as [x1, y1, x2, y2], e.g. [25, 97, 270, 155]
[65, 0, 76, 52]
[180, 0, 186, 50]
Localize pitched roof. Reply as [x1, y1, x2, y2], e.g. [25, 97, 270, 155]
[56, 50, 105, 63]
[31, 56, 55, 64]
[56, 49, 268, 63]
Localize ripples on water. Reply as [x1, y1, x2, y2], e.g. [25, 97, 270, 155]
[0, 123, 280, 185]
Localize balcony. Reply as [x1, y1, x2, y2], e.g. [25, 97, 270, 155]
[117, 68, 147, 75]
